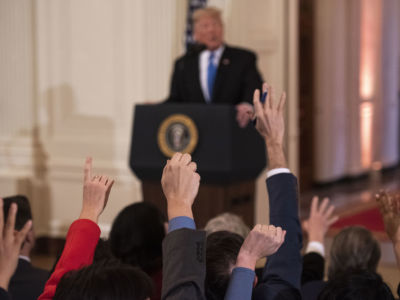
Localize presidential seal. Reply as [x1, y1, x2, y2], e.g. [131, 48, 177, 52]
[157, 114, 198, 158]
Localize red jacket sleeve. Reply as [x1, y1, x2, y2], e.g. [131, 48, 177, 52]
[38, 219, 100, 300]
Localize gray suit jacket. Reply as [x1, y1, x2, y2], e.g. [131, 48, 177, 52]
[161, 228, 206, 300]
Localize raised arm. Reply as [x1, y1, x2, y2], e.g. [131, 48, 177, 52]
[0, 199, 32, 299]
[39, 157, 114, 300]
[251, 83, 303, 299]
[161, 153, 206, 300]
[302, 196, 338, 284]
[224, 225, 286, 300]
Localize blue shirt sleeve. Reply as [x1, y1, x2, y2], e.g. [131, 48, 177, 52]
[224, 267, 255, 300]
[168, 216, 196, 233]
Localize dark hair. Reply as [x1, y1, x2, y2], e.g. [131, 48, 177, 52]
[318, 270, 394, 300]
[109, 202, 165, 273]
[328, 226, 380, 279]
[54, 260, 153, 300]
[3, 195, 32, 230]
[205, 231, 244, 300]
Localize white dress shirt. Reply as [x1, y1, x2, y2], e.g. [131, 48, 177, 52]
[199, 45, 225, 102]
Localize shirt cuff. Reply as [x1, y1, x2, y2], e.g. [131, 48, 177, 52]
[168, 216, 196, 233]
[306, 241, 325, 257]
[266, 168, 291, 178]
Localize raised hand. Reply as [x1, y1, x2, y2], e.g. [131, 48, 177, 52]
[376, 191, 400, 243]
[161, 153, 200, 220]
[302, 196, 338, 243]
[0, 199, 32, 290]
[236, 224, 286, 270]
[79, 157, 114, 223]
[253, 83, 286, 145]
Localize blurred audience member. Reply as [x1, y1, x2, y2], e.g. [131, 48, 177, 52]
[2, 195, 49, 300]
[205, 231, 244, 299]
[301, 196, 338, 285]
[0, 198, 32, 300]
[204, 212, 250, 238]
[318, 270, 394, 300]
[302, 226, 381, 299]
[110, 202, 166, 300]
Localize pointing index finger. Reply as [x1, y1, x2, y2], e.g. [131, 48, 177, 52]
[84, 157, 92, 183]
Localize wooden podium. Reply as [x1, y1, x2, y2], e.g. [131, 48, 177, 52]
[130, 104, 266, 228]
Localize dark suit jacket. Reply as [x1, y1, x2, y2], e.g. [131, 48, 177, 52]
[0, 288, 10, 300]
[166, 45, 263, 104]
[253, 173, 303, 300]
[161, 228, 206, 300]
[301, 252, 325, 285]
[9, 258, 49, 300]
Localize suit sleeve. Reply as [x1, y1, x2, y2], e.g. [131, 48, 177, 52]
[253, 173, 303, 300]
[240, 52, 263, 104]
[301, 252, 325, 285]
[38, 219, 100, 300]
[166, 59, 183, 103]
[161, 228, 206, 300]
[0, 288, 10, 300]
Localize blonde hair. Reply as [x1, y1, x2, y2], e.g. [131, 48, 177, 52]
[192, 6, 223, 25]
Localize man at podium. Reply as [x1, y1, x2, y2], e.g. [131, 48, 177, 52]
[166, 7, 263, 128]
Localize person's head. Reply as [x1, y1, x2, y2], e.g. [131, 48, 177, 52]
[109, 202, 166, 274]
[54, 260, 153, 300]
[328, 226, 380, 279]
[193, 7, 224, 51]
[318, 270, 394, 300]
[204, 212, 250, 239]
[3, 195, 34, 255]
[205, 231, 244, 300]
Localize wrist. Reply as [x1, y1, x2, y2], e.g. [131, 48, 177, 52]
[236, 251, 258, 270]
[167, 204, 193, 221]
[266, 142, 287, 169]
[79, 209, 99, 223]
[308, 234, 324, 244]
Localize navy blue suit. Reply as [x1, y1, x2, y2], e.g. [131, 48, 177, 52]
[166, 45, 263, 104]
[9, 258, 49, 300]
[253, 173, 303, 300]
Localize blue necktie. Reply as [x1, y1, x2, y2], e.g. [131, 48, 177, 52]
[207, 52, 217, 102]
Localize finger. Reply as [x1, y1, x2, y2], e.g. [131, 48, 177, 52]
[171, 152, 182, 163]
[327, 215, 339, 226]
[16, 220, 32, 245]
[5, 203, 17, 239]
[324, 204, 335, 218]
[106, 179, 115, 190]
[319, 197, 330, 214]
[310, 196, 319, 215]
[278, 92, 286, 112]
[0, 198, 3, 241]
[188, 162, 197, 172]
[268, 86, 275, 110]
[84, 157, 92, 183]
[180, 153, 192, 165]
[275, 226, 283, 238]
[281, 230, 287, 243]
[253, 89, 262, 116]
